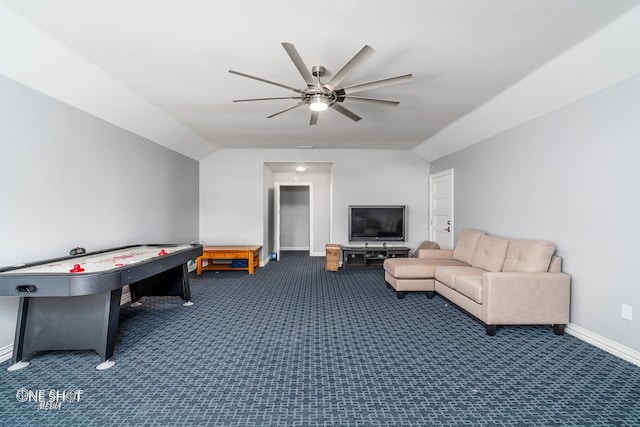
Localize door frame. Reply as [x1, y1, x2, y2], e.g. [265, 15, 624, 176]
[429, 168, 454, 249]
[274, 182, 313, 260]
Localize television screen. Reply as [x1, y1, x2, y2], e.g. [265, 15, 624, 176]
[348, 205, 406, 242]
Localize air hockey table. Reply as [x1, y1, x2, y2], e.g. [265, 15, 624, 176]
[0, 243, 203, 371]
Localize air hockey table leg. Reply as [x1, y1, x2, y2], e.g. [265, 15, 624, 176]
[128, 263, 194, 306]
[8, 297, 32, 371]
[7, 289, 123, 371]
[181, 263, 194, 306]
[95, 289, 122, 370]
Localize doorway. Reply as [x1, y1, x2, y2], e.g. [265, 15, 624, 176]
[274, 182, 313, 260]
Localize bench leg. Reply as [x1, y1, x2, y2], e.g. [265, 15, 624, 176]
[553, 324, 566, 335]
[248, 251, 254, 274]
[196, 257, 203, 275]
[396, 291, 406, 299]
[425, 291, 434, 299]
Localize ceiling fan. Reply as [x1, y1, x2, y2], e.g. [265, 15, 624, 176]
[229, 43, 412, 126]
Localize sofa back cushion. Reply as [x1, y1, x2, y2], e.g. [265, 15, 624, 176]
[503, 239, 555, 272]
[548, 255, 562, 273]
[471, 236, 509, 272]
[411, 240, 440, 257]
[452, 229, 486, 264]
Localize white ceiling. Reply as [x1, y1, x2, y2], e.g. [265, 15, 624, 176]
[2, 0, 639, 159]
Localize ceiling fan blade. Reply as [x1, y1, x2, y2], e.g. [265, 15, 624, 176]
[266, 102, 306, 119]
[339, 74, 413, 95]
[324, 45, 375, 91]
[339, 96, 400, 107]
[309, 111, 319, 126]
[233, 96, 302, 102]
[229, 70, 303, 93]
[331, 103, 362, 122]
[281, 42, 315, 87]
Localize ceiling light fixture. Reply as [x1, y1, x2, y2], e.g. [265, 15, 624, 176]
[295, 166, 307, 172]
[309, 94, 328, 112]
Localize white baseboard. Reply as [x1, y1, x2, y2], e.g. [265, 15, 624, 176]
[260, 251, 327, 261]
[268, 249, 324, 257]
[566, 323, 640, 367]
[0, 344, 12, 364]
[280, 246, 309, 251]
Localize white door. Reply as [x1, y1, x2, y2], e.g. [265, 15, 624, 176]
[429, 169, 454, 249]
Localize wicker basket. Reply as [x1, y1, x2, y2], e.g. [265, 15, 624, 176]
[325, 244, 341, 271]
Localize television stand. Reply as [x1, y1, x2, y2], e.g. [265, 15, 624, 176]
[341, 246, 410, 270]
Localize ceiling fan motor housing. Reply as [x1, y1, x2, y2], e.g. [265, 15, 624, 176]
[311, 65, 326, 77]
[306, 65, 336, 106]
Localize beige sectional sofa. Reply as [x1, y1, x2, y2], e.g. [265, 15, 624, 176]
[383, 229, 571, 335]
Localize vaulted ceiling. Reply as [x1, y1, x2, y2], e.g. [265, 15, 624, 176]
[1, 0, 638, 160]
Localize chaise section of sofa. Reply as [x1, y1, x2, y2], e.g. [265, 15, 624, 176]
[383, 229, 485, 299]
[383, 229, 571, 335]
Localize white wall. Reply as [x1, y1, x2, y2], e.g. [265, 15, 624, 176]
[0, 75, 200, 361]
[333, 150, 430, 248]
[199, 150, 266, 249]
[200, 149, 430, 257]
[431, 74, 640, 354]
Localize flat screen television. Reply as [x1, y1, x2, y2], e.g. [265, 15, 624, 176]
[348, 205, 406, 242]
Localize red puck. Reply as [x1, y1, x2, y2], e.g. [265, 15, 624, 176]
[70, 264, 85, 273]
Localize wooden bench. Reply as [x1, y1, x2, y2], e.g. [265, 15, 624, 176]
[196, 245, 262, 275]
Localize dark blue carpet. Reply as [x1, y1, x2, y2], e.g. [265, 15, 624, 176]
[2, 251, 639, 426]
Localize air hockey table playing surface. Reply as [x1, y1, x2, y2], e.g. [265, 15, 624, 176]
[0, 243, 203, 371]
[0, 244, 199, 296]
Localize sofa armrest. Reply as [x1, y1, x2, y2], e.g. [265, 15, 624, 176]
[418, 249, 454, 259]
[481, 272, 571, 325]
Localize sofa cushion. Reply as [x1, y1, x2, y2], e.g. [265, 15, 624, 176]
[452, 229, 486, 264]
[384, 257, 467, 279]
[454, 274, 483, 304]
[435, 266, 486, 289]
[471, 236, 509, 272]
[502, 239, 555, 273]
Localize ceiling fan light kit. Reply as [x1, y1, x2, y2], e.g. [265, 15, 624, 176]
[309, 95, 328, 112]
[229, 42, 412, 125]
